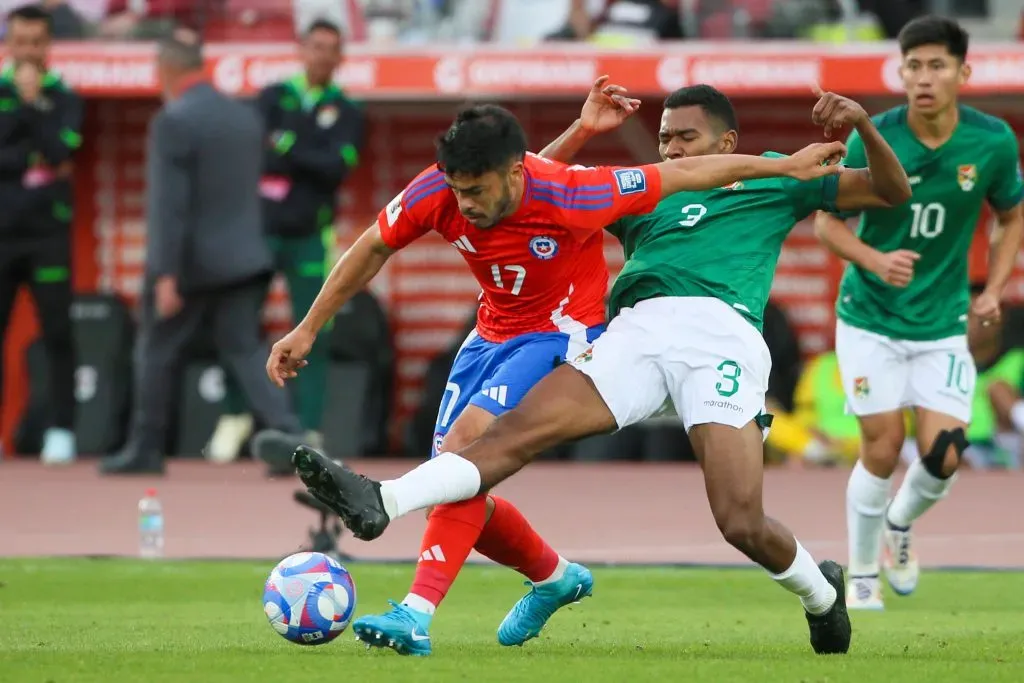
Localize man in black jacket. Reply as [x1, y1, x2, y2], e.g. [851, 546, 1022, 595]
[0, 5, 83, 465]
[209, 18, 366, 464]
[99, 33, 304, 475]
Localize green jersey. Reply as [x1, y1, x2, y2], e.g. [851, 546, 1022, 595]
[606, 152, 840, 331]
[833, 105, 1024, 341]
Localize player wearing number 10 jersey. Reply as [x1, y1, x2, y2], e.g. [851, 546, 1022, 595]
[815, 16, 1024, 611]
[266, 101, 846, 656]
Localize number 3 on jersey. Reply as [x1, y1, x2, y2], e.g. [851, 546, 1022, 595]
[491, 264, 526, 295]
[909, 202, 946, 239]
[679, 203, 708, 228]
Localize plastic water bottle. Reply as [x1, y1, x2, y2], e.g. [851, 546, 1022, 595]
[138, 488, 164, 559]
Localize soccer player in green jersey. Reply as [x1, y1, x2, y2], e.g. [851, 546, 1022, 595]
[814, 16, 1024, 611]
[290, 79, 912, 655]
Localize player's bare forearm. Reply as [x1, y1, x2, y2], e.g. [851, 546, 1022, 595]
[846, 118, 911, 208]
[538, 119, 594, 163]
[813, 211, 884, 272]
[299, 224, 393, 333]
[656, 154, 770, 195]
[656, 153, 801, 196]
[985, 205, 1024, 296]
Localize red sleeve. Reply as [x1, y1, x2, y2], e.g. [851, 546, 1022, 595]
[376, 168, 445, 250]
[553, 164, 663, 236]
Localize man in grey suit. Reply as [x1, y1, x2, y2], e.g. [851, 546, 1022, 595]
[99, 34, 303, 475]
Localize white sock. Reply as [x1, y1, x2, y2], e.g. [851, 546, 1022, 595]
[846, 460, 892, 577]
[994, 432, 1022, 469]
[770, 541, 837, 616]
[401, 593, 436, 616]
[378, 452, 482, 520]
[802, 439, 834, 465]
[887, 458, 956, 528]
[533, 556, 569, 586]
[1009, 400, 1024, 433]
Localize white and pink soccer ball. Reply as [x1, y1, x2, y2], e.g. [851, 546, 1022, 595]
[262, 552, 357, 645]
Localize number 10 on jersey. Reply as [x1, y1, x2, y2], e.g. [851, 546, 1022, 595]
[491, 264, 526, 295]
[909, 202, 946, 239]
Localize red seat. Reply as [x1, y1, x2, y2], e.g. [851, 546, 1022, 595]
[202, 0, 296, 42]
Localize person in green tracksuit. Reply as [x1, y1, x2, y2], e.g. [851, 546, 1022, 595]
[208, 18, 365, 464]
[0, 6, 83, 466]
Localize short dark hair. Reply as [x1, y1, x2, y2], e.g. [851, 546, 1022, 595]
[435, 105, 528, 177]
[898, 15, 969, 61]
[157, 35, 204, 71]
[6, 4, 52, 33]
[663, 84, 738, 133]
[305, 18, 342, 39]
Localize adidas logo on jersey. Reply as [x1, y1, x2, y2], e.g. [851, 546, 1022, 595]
[451, 235, 476, 253]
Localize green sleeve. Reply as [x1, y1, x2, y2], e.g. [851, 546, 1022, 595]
[605, 216, 636, 243]
[765, 151, 841, 220]
[987, 124, 1024, 212]
[828, 130, 866, 219]
[990, 349, 1024, 385]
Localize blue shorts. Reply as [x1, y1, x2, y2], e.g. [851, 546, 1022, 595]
[431, 325, 605, 457]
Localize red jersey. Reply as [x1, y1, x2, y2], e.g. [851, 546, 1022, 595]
[377, 153, 662, 343]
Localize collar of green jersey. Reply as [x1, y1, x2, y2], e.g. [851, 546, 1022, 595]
[0, 63, 64, 88]
[286, 73, 341, 111]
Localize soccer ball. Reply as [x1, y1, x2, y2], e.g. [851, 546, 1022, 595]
[262, 551, 357, 645]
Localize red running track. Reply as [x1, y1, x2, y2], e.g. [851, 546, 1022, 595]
[1, 459, 1022, 568]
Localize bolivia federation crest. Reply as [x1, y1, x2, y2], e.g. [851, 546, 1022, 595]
[853, 376, 870, 398]
[317, 105, 339, 129]
[957, 164, 977, 192]
[573, 346, 594, 364]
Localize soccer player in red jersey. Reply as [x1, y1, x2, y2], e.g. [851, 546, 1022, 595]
[262, 92, 845, 656]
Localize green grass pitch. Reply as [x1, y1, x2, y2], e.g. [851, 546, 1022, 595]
[1, 558, 1022, 682]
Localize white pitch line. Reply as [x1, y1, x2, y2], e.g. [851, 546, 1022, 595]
[558, 532, 1024, 558]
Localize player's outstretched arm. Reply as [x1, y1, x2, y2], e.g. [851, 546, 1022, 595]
[538, 75, 640, 163]
[267, 224, 394, 387]
[810, 87, 912, 211]
[813, 211, 918, 288]
[301, 224, 394, 333]
[655, 141, 846, 198]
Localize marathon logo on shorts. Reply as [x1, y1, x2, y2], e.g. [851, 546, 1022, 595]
[529, 235, 559, 260]
[703, 399, 743, 413]
[613, 168, 647, 195]
[853, 376, 870, 398]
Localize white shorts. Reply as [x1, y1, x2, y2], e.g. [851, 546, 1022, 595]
[834, 319, 975, 424]
[570, 297, 772, 434]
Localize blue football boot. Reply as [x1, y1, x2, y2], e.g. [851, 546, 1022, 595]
[352, 600, 433, 656]
[497, 562, 594, 646]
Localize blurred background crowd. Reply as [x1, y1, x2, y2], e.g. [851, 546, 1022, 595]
[1, 0, 1023, 478]
[0, 0, 1021, 44]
